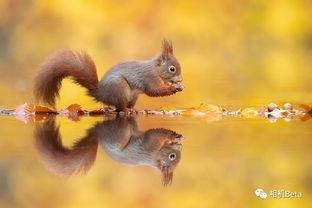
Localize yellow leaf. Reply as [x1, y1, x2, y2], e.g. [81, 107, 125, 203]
[196, 103, 222, 113]
[66, 104, 82, 113]
[182, 109, 206, 116]
[242, 108, 258, 118]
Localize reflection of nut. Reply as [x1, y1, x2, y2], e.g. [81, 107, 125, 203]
[268, 115, 277, 123]
[175, 135, 184, 142]
[166, 138, 183, 145]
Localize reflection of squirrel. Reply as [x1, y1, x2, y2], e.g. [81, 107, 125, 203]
[34, 117, 184, 185]
[94, 117, 183, 185]
[34, 40, 184, 112]
[34, 120, 98, 177]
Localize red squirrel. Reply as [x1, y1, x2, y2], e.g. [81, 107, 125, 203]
[34, 117, 183, 185]
[34, 40, 184, 112]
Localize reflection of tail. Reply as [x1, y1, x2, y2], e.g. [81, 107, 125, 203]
[34, 119, 98, 178]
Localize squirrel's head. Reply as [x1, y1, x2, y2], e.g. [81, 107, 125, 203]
[153, 129, 183, 186]
[156, 40, 183, 85]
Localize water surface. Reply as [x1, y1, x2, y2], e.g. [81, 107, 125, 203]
[0, 113, 311, 207]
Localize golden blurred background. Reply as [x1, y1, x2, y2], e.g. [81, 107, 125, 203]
[0, 0, 312, 208]
[0, 0, 311, 110]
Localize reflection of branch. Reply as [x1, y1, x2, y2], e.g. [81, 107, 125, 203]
[300, 114, 311, 122]
[34, 119, 98, 178]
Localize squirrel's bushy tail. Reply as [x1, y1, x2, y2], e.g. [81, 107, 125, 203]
[34, 49, 98, 107]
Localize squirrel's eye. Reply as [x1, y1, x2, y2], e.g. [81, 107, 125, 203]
[168, 66, 176, 73]
[168, 153, 176, 160]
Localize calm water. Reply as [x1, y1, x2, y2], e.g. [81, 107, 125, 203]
[0, 113, 311, 208]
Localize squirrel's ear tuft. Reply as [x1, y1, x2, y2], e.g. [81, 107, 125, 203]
[161, 39, 173, 61]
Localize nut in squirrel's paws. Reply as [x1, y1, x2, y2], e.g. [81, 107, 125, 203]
[175, 83, 184, 91]
[173, 134, 184, 142]
[172, 83, 185, 92]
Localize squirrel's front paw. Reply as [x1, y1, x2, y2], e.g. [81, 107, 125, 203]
[171, 83, 184, 93]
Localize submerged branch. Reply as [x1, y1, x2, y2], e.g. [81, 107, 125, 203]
[0, 103, 310, 124]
